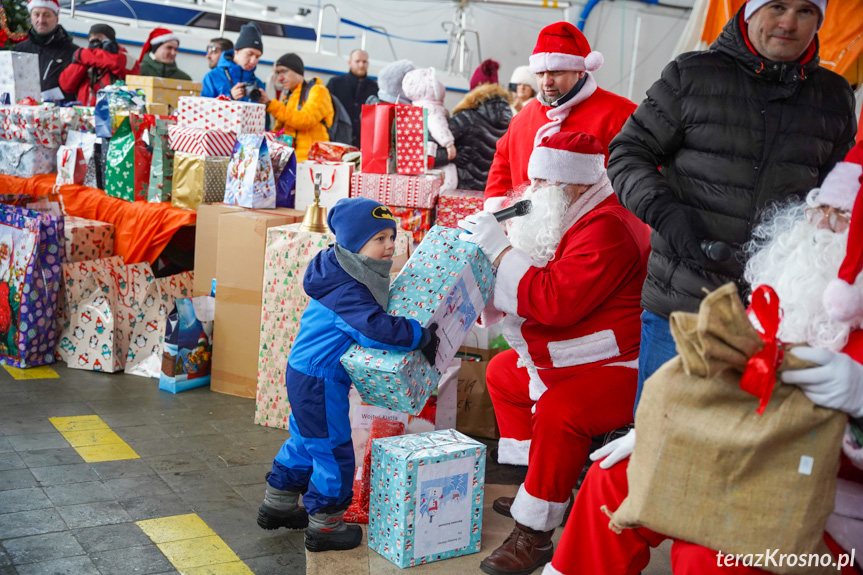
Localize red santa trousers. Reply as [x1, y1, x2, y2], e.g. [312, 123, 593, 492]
[545, 460, 858, 575]
[486, 348, 637, 531]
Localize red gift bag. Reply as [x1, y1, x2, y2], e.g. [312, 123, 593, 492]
[360, 104, 395, 174]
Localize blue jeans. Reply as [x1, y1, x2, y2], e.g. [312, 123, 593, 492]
[634, 310, 678, 418]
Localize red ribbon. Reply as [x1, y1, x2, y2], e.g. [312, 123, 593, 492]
[740, 285, 785, 415]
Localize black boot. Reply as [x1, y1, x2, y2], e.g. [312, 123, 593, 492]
[305, 510, 363, 552]
[257, 484, 309, 530]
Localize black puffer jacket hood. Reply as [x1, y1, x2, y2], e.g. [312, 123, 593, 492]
[608, 7, 856, 318]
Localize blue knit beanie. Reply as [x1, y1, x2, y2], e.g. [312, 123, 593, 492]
[327, 197, 398, 253]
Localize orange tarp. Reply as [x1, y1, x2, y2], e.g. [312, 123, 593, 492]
[0, 174, 196, 265]
[699, 1, 863, 76]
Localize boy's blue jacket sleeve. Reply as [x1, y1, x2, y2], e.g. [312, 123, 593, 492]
[328, 281, 422, 351]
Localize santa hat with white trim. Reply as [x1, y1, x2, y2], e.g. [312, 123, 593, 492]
[822, 141, 863, 322]
[27, 0, 59, 14]
[744, 0, 828, 30]
[139, 28, 180, 62]
[527, 131, 605, 186]
[529, 21, 603, 75]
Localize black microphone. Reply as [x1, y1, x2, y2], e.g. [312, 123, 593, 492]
[493, 200, 532, 223]
[700, 240, 733, 262]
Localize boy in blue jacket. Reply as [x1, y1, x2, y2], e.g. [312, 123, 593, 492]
[201, 22, 265, 101]
[258, 197, 439, 552]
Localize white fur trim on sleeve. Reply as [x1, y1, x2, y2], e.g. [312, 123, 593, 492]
[498, 437, 531, 466]
[484, 195, 508, 213]
[528, 148, 605, 186]
[510, 483, 570, 532]
[547, 330, 621, 368]
[529, 51, 603, 73]
[494, 248, 535, 316]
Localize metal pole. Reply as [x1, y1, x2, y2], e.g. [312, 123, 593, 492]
[627, 15, 642, 101]
[219, 0, 228, 37]
[315, 7, 324, 53]
[70, 0, 76, 18]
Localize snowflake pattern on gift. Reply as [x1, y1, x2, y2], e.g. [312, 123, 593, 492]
[395, 107, 427, 176]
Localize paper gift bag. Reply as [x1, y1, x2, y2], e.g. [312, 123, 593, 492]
[269, 141, 297, 208]
[125, 271, 194, 379]
[94, 83, 146, 138]
[341, 226, 494, 415]
[159, 296, 215, 393]
[455, 347, 501, 439]
[105, 115, 152, 202]
[0, 205, 64, 368]
[59, 256, 124, 372]
[610, 283, 846, 575]
[394, 105, 428, 175]
[148, 117, 177, 203]
[66, 132, 100, 189]
[294, 161, 353, 210]
[369, 430, 486, 568]
[225, 134, 276, 209]
[360, 104, 395, 174]
[0, 52, 40, 102]
[172, 152, 230, 210]
[55, 146, 87, 186]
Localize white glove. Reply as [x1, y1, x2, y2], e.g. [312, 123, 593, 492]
[589, 428, 636, 469]
[457, 211, 511, 262]
[780, 347, 863, 418]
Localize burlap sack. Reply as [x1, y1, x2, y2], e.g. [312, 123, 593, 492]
[611, 283, 847, 575]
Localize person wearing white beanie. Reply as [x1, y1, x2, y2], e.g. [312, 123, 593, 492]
[508, 65, 537, 114]
[744, 0, 828, 61]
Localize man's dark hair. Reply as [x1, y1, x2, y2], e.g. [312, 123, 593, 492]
[210, 38, 233, 52]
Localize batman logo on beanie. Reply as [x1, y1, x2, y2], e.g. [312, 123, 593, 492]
[372, 206, 397, 222]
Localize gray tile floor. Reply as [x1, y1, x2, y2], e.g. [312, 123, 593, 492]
[0, 364, 304, 575]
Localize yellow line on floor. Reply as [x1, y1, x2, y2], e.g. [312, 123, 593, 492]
[4, 365, 59, 380]
[49, 415, 140, 462]
[136, 514, 254, 574]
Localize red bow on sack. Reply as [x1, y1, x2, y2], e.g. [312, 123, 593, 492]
[741, 285, 785, 415]
[216, 95, 232, 101]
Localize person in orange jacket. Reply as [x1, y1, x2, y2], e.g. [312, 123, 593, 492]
[257, 53, 334, 162]
[59, 24, 139, 106]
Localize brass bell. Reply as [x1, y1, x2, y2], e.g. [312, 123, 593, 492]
[300, 172, 329, 233]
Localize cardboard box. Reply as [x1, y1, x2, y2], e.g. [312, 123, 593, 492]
[369, 430, 486, 568]
[147, 103, 170, 116]
[126, 75, 202, 112]
[340, 226, 494, 415]
[210, 209, 303, 397]
[193, 204, 244, 296]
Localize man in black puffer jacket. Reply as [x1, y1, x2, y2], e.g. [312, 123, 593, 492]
[13, 0, 78, 101]
[607, 0, 856, 421]
[434, 83, 512, 191]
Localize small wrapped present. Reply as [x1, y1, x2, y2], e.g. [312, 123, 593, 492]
[394, 105, 427, 175]
[168, 125, 236, 157]
[177, 96, 266, 135]
[435, 189, 484, 228]
[0, 141, 58, 177]
[294, 161, 353, 210]
[307, 141, 358, 162]
[0, 52, 41, 103]
[340, 226, 494, 415]
[392, 206, 434, 244]
[350, 172, 442, 209]
[63, 216, 114, 263]
[172, 152, 230, 210]
[369, 429, 486, 568]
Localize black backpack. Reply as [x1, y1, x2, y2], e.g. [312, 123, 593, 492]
[298, 81, 353, 145]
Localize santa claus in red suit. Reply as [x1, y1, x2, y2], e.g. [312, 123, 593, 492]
[544, 141, 863, 575]
[483, 21, 636, 213]
[459, 131, 651, 575]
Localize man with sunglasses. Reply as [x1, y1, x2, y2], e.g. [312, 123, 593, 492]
[206, 38, 233, 69]
[59, 24, 139, 106]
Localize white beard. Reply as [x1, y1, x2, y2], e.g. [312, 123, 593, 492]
[744, 202, 858, 351]
[507, 184, 571, 266]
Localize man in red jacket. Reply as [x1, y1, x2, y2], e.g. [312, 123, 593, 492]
[483, 22, 636, 213]
[459, 132, 651, 575]
[59, 24, 139, 106]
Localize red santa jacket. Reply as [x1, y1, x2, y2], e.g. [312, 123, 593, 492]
[494, 175, 651, 400]
[59, 46, 140, 106]
[484, 74, 636, 211]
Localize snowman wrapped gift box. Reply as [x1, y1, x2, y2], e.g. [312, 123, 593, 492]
[340, 226, 494, 415]
[369, 429, 486, 568]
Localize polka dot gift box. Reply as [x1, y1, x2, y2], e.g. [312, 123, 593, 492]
[340, 226, 494, 416]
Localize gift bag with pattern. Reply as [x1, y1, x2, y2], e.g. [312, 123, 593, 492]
[105, 115, 152, 202]
[66, 132, 101, 189]
[0, 205, 64, 368]
[55, 146, 87, 186]
[224, 134, 276, 209]
[159, 296, 214, 393]
[147, 117, 177, 203]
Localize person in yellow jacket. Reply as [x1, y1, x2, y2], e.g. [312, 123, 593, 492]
[258, 53, 334, 162]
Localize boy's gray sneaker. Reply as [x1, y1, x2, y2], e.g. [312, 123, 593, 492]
[257, 484, 309, 530]
[305, 511, 363, 552]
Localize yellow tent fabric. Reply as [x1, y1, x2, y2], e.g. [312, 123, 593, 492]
[698, 1, 863, 77]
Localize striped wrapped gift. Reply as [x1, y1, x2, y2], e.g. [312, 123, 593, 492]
[168, 125, 237, 156]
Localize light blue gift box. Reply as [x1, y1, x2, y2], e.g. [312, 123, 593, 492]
[340, 226, 494, 415]
[369, 429, 486, 568]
